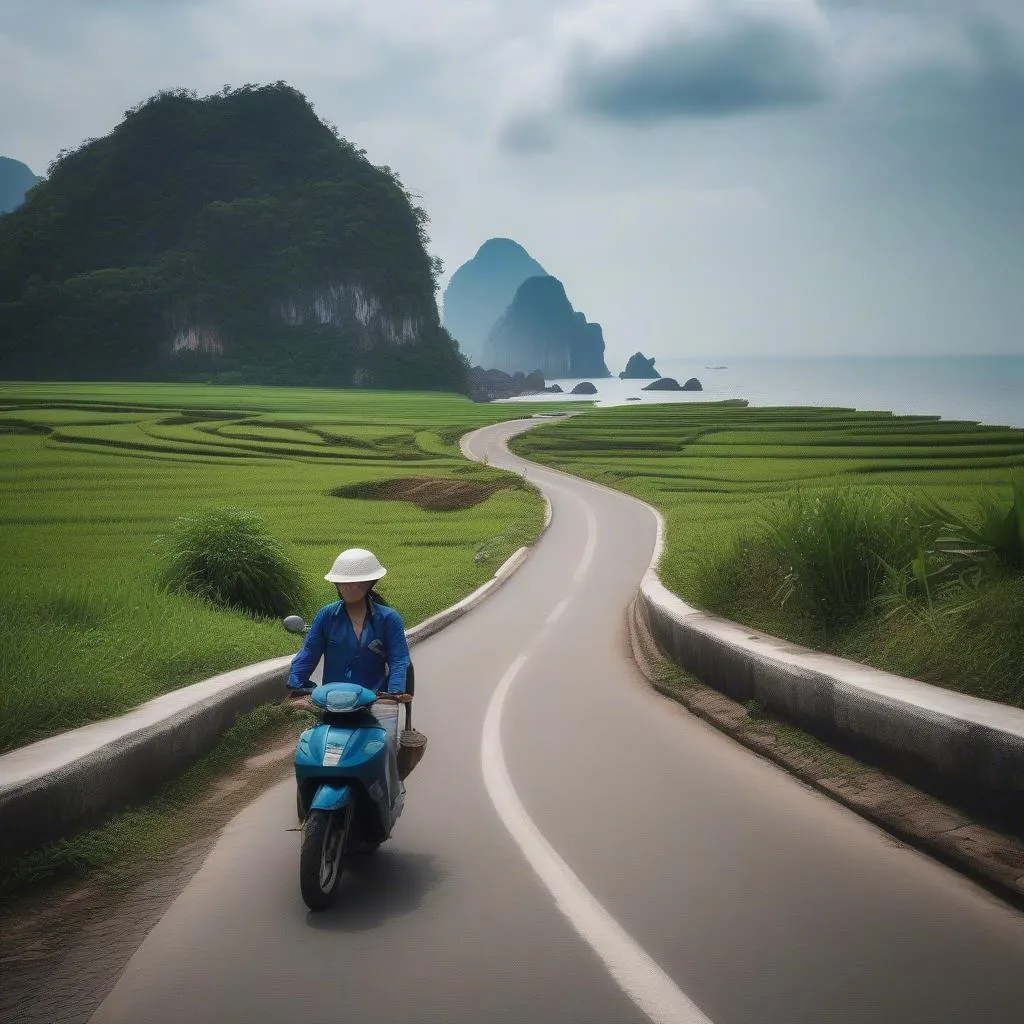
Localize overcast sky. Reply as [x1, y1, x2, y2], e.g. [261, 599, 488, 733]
[2, 0, 1022, 362]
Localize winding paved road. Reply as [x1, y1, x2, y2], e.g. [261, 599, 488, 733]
[90, 419, 1024, 1024]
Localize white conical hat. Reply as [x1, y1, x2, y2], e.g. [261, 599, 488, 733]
[324, 548, 387, 583]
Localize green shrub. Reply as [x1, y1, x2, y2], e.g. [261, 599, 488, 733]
[764, 487, 928, 630]
[157, 507, 312, 619]
[923, 473, 1024, 574]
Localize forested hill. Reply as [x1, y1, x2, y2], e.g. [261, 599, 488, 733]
[0, 83, 467, 391]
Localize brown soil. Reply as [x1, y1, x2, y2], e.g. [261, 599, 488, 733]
[331, 475, 516, 512]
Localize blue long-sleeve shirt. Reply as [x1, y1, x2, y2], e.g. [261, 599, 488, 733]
[286, 598, 410, 693]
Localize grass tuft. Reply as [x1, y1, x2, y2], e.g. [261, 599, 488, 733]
[156, 506, 313, 619]
[763, 486, 928, 630]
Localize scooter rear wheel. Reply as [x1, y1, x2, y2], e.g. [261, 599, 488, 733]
[299, 808, 348, 910]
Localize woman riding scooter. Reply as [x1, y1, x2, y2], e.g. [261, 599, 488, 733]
[287, 548, 411, 769]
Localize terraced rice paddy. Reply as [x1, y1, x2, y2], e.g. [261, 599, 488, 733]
[0, 382, 558, 752]
[514, 402, 1024, 707]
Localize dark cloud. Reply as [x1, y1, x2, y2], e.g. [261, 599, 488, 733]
[965, 13, 1024, 81]
[565, 11, 832, 122]
[498, 112, 557, 155]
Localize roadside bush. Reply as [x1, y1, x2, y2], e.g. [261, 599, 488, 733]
[925, 473, 1024, 574]
[764, 487, 930, 631]
[157, 507, 312, 619]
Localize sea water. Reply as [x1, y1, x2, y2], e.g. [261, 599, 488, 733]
[505, 356, 1024, 429]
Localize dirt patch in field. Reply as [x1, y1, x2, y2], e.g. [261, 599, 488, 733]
[330, 476, 516, 512]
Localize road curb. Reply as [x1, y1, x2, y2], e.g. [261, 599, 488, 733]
[638, 516, 1024, 827]
[626, 595, 1024, 910]
[402, 546, 528, 645]
[0, 435, 549, 858]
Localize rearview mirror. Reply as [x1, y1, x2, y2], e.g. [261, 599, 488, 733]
[282, 615, 307, 634]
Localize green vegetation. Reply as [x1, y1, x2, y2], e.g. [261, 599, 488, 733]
[513, 403, 1024, 707]
[157, 506, 313, 618]
[0, 84, 466, 391]
[0, 382, 561, 752]
[760, 486, 931, 628]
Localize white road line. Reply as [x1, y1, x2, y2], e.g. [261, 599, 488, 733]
[573, 493, 599, 583]
[479, 490, 713, 1024]
[546, 598, 570, 624]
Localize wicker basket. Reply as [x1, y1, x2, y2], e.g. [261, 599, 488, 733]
[398, 728, 427, 780]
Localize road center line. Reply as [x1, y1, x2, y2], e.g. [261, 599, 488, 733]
[546, 598, 570, 625]
[479, 490, 713, 1024]
[573, 495, 599, 582]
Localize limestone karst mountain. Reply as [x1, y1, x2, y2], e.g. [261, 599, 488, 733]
[619, 352, 658, 379]
[482, 275, 609, 379]
[0, 85, 466, 390]
[441, 238, 546, 366]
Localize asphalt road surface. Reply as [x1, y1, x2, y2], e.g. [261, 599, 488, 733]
[90, 419, 1024, 1024]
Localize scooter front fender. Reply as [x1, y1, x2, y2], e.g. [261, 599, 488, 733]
[310, 781, 354, 813]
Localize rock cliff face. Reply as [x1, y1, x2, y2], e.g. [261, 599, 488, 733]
[482, 275, 609, 379]
[0, 157, 41, 214]
[442, 238, 546, 365]
[276, 284, 425, 345]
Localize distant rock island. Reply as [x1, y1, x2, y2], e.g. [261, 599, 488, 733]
[0, 157, 42, 214]
[642, 377, 703, 392]
[482, 275, 609, 379]
[570, 381, 598, 395]
[443, 238, 609, 378]
[468, 366, 546, 402]
[619, 352, 659, 379]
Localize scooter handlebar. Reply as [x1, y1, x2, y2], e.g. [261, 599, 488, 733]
[284, 688, 411, 706]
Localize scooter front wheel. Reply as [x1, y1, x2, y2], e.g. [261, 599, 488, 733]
[299, 808, 348, 911]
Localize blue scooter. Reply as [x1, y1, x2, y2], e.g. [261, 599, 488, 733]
[282, 614, 414, 911]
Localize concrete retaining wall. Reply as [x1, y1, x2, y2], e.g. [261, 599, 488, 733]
[640, 566, 1024, 825]
[0, 660, 292, 858]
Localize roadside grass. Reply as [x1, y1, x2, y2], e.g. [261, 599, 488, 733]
[0, 701, 309, 905]
[0, 382, 563, 752]
[512, 403, 1024, 707]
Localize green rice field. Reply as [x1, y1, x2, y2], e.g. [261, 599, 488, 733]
[513, 402, 1024, 708]
[0, 382, 559, 752]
